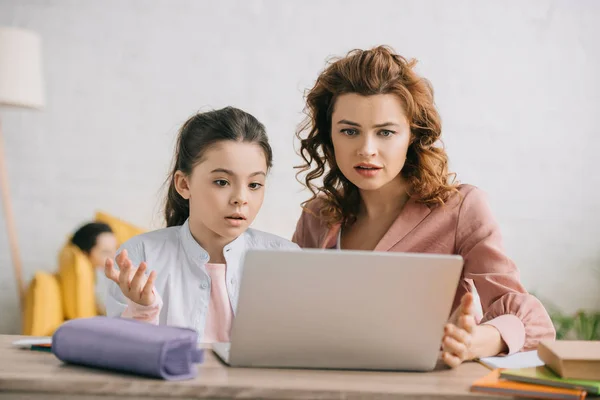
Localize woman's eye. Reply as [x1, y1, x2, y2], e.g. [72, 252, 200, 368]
[379, 130, 395, 137]
[249, 182, 263, 190]
[214, 180, 229, 187]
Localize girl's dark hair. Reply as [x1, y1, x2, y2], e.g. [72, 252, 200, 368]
[164, 106, 272, 227]
[70, 222, 113, 253]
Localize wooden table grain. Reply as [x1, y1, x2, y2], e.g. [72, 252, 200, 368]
[0, 335, 502, 399]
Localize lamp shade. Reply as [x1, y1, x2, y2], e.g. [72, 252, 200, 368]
[0, 26, 45, 109]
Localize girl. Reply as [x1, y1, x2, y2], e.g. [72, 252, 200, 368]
[104, 107, 298, 343]
[292, 46, 555, 367]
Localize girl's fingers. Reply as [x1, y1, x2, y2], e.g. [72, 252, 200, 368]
[129, 262, 148, 297]
[141, 270, 157, 305]
[104, 258, 120, 284]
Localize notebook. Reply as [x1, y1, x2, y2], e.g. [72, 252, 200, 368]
[538, 340, 600, 381]
[500, 366, 600, 396]
[12, 337, 52, 349]
[471, 369, 587, 399]
[478, 350, 545, 369]
[477, 350, 544, 369]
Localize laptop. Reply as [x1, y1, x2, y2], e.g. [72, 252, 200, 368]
[212, 248, 463, 371]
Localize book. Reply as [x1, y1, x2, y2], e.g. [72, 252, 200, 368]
[471, 369, 586, 399]
[500, 366, 600, 396]
[538, 340, 600, 381]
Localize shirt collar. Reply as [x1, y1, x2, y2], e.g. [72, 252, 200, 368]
[179, 219, 210, 264]
[179, 218, 247, 265]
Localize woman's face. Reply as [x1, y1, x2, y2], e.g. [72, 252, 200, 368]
[330, 93, 412, 192]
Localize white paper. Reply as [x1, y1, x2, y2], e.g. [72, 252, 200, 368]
[12, 337, 52, 348]
[478, 350, 544, 369]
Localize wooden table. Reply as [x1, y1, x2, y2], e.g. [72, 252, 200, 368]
[0, 335, 502, 399]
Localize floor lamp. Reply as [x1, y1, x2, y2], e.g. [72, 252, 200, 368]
[0, 26, 45, 309]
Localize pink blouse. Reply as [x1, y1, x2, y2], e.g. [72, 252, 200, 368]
[291, 184, 556, 354]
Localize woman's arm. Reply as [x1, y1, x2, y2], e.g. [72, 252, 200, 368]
[292, 201, 326, 248]
[455, 187, 555, 355]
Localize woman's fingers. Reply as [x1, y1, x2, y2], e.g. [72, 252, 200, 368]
[459, 314, 476, 334]
[442, 351, 462, 368]
[460, 292, 474, 315]
[442, 334, 468, 360]
[445, 323, 471, 347]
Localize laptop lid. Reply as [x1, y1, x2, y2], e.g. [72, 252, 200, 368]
[227, 248, 463, 371]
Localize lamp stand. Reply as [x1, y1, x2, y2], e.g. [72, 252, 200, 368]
[0, 116, 25, 309]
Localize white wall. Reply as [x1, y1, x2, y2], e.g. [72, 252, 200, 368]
[0, 0, 598, 333]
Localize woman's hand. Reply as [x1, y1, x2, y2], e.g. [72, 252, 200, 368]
[105, 249, 157, 306]
[442, 292, 509, 368]
[442, 292, 477, 368]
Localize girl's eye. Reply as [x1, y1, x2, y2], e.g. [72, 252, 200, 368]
[214, 180, 229, 187]
[341, 128, 358, 136]
[249, 182, 263, 190]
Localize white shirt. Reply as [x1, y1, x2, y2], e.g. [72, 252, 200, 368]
[95, 267, 108, 314]
[105, 219, 299, 340]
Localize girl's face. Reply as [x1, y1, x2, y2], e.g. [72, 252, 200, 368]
[175, 141, 267, 242]
[330, 93, 412, 193]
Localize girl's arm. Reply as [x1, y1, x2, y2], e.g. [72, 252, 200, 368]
[120, 293, 162, 325]
[104, 241, 162, 325]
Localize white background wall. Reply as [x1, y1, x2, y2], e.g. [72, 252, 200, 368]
[0, 0, 598, 334]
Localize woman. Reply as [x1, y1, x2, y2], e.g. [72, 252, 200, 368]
[71, 222, 117, 314]
[292, 45, 555, 367]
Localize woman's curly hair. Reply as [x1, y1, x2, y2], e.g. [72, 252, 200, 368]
[295, 45, 459, 227]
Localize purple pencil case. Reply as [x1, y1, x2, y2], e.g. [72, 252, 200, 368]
[51, 316, 203, 380]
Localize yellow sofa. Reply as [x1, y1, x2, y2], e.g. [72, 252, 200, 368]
[21, 212, 145, 336]
[94, 211, 145, 248]
[22, 271, 63, 337]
